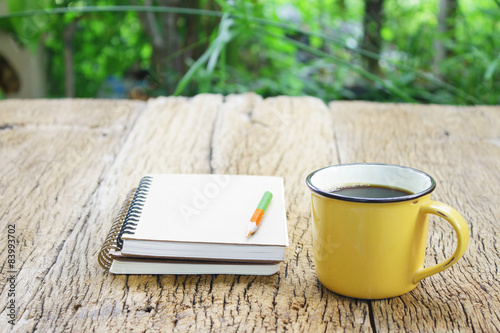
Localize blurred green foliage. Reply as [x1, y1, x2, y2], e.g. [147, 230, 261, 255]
[0, 0, 498, 104]
[44, 6, 150, 97]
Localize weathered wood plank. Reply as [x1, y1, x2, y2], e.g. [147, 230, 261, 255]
[208, 94, 371, 332]
[7, 95, 224, 332]
[330, 101, 500, 332]
[7, 94, 371, 332]
[1, 97, 498, 332]
[0, 99, 145, 331]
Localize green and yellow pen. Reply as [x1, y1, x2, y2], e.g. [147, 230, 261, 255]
[246, 191, 273, 238]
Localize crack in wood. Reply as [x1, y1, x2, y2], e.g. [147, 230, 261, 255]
[368, 301, 377, 333]
[0, 123, 14, 130]
[208, 103, 222, 174]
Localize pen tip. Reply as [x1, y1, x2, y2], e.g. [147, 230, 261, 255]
[246, 231, 252, 238]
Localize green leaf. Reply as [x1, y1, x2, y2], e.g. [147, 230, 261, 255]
[484, 55, 500, 81]
[174, 12, 236, 96]
[207, 13, 234, 72]
[381, 27, 394, 41]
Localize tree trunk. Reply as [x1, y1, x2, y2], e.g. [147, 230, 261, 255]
[360, 0, 385, 76]
[63, 18, 80, 98]
[184, 0, 202, 63]
[433, 0, 458, 75]
[133, 0, 183, 95]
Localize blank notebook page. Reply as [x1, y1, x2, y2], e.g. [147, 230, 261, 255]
[123, 174, 288, 246]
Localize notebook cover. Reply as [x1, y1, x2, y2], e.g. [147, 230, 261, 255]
[121, 174, 288, 247]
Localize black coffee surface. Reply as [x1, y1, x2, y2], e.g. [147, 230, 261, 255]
[330, 184, 413, 199]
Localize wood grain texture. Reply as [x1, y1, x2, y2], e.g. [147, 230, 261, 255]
[0, 95, 222, 332]
[330, 101, 500, 332]
[0, 96, 498, 332]
[0, 99, 145, 331]
[209, 94, 371, 332]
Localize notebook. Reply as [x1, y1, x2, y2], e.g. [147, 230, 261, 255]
[108, 255, 281, 275]
[98, 174, 288, 275]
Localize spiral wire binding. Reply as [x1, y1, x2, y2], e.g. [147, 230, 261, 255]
[117, 176, 153, 249]
[97, 176, 153, 271]
[97, 188, 137, 270]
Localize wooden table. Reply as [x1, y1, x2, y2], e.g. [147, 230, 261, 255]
[1, 94, 499, 332]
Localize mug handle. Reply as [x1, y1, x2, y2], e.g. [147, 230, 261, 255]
[413, 200, 470, 284]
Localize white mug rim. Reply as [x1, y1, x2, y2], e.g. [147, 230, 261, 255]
[306, 163, 436, 203]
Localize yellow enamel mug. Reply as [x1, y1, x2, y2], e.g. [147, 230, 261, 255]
[306, 164, 469, 299]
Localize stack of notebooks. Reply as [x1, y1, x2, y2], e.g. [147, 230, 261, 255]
[98, 174, 288, 275]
